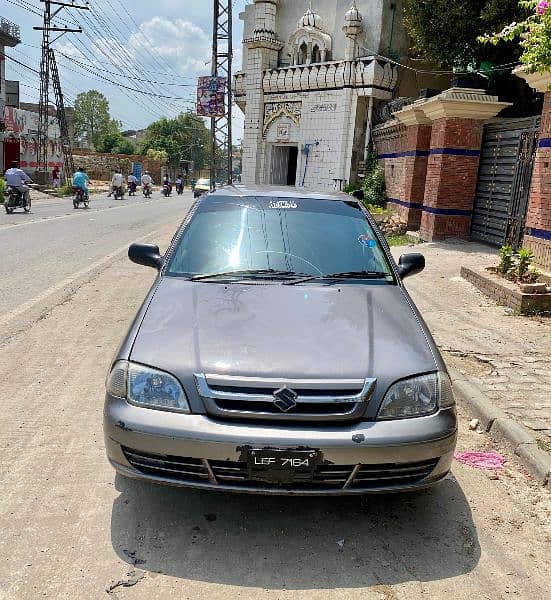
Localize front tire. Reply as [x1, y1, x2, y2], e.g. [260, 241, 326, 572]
[24, 198, 31, 212]
[73, 198, 79, 209]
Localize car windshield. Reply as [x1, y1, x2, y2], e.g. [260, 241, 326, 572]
[197, 179, 210, 186]
[165, 196, 394, 281]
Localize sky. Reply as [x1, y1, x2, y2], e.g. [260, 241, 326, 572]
[4, 0, 249, 141]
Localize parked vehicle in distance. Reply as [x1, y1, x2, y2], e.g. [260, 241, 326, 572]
[193, 178, 210, 198]
[4, 186, 31, 214]
[72, 187, 89, 209]
[104, 185, 457, 495]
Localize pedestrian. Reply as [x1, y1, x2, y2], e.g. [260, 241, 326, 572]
[52, 167, 60, 189]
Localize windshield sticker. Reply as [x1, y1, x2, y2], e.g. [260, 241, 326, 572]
[269, 200, 298, 209]
[358, 234, 376, 248]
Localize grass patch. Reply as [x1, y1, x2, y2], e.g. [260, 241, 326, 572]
[385, 233, 419, 247]
[537, 438, 551, 453]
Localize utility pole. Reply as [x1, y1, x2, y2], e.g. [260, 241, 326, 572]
[210, 0, 233, 189]
[34, 0, 88, 185]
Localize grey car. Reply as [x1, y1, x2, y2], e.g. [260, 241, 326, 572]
[104, 185, 457, 495]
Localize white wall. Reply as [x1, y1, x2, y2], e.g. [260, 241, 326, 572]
[239, 1, 408, 71]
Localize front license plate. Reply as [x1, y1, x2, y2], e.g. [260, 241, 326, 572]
[244, 448, 322, 483]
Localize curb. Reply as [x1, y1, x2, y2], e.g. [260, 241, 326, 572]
[450, 368, 551, 489]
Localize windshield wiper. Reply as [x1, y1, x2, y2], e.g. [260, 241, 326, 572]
[190, 269, 306, 282]
[284, 271, 391, 285]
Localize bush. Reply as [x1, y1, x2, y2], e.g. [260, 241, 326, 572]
[363, 163, 386, 208]
[498, 244, 514, 275]
[516, 248, 535, 280]
[59, 183, 74, 197]
[0, 177, 5, 204]
[497, 245, 541, 283]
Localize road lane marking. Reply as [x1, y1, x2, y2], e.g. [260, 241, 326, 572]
[0, 229, 160, 330]
[0, 195, 185, 231]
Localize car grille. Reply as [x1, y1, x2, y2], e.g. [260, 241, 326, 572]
[195, 374, 377, 422]
[122, 447, 438, 492]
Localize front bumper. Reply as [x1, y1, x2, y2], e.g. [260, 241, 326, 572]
[104, 395, 457, 495]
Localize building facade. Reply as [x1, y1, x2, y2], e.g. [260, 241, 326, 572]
[1, 18, 68, 177]
[235, 0, 407, 191]
[0, 16, 21, 173]
[3, 105, 63, 174]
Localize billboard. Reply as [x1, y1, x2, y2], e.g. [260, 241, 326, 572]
[196, 76, 227, 117]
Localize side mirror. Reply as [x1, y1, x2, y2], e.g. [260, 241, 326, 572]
[128, 243, 163, 270]
[397, 253, 425, 279]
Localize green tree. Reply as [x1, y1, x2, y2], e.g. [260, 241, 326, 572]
[96, 131, 135, 155]
[74, 90, 118, 149]
[480, 1, 551, 74]
[403, 0, 527, 69]
[139, 112, 210, 170]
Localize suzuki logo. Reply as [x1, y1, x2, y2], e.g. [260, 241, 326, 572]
[273, 386, 298, 412]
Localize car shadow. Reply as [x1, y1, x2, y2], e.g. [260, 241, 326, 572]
[110, 472, 480, 589]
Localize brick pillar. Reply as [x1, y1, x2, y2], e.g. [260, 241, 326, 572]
[411, 88, 510, 242]
[391, 104, 433, 229]
[515, 69, 551, 269]
[373, 111, 431, 230]
[420, 118, 484, 240]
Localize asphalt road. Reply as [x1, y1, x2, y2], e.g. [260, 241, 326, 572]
[0, 193, 549, 599]
[0, 190, 192, 342]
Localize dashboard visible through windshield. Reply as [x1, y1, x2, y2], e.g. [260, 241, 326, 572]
[166, 196, 394, 282]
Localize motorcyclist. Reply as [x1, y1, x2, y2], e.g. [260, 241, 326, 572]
[4, 161, 32, 204]
[72, 166, 90, 200]
[175, 174, 183, 193]
[111, 170, 124, 197]
[163, 173, 172, 195]
[141, 171, 153, 195]
[127, 172, 138, 195]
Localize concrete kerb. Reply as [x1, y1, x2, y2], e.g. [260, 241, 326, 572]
[450, 367, 551, 489]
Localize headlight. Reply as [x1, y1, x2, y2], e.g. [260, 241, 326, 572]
[377, 372, 454, 420]
[106, 360, 190, 413]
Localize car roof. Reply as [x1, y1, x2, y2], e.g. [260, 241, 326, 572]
[208, 184, 353, 202]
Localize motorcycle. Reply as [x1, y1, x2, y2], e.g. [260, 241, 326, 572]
[162, 183, 172, 197]
[128, 181, 137, 196]
[4, 186, 31, 214]
[113, 185, 125, 200]
[72, 187, 89, 209]
[143, 183, 152, 198]
[176, 182, 184, 195]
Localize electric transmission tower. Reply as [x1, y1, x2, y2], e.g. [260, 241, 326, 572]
[210, 0, 233, 189]
[34, 0, 89, 184]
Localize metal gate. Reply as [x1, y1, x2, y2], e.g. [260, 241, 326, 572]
[471, 116, 540, 248]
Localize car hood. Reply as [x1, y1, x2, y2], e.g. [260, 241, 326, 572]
[130, 278, 437, 387]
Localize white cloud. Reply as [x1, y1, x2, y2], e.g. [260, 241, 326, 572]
[56, 42, 86, 60]
[128, 17, 211, 75]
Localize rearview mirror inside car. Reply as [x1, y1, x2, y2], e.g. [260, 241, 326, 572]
[397, 253, 425, 279]
[128, 243, 163, 270]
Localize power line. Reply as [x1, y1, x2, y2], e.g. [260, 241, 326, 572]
[33, 0, 89, 180]
[75, 10, 183, 117]
[1, 51, 40, 74]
